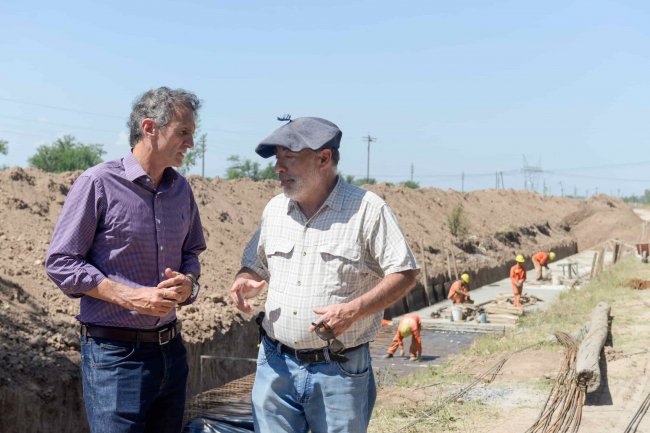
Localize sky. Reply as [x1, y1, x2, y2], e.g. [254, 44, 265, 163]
[0, 0, 649, 196]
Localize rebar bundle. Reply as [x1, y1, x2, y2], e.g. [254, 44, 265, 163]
[525, 332, 585, 433]
[623, 390, 650, 433]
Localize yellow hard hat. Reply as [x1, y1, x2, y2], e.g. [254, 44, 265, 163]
[515, 255, 525, 263]
[400, 323, 412, 338]
[549, 252, 556, 261]
[461, 274, 470, 283]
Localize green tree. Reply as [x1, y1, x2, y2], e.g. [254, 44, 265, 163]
[259, 161, 279, 180]
[0, 139, 8, 171]
[352, 177, 376, 186]
[400, 180, 420, 189]
[28, 135, 105, 173]
[225, 155, 279, 181]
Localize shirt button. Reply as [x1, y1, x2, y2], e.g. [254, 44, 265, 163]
[302, 251, 306, 256]
[157, 219, 161, 224]
[297, 281, 301, 286]
[294, 340, 299, 345]
[146, 178, 151, 182]
[293, 309, 297, 315]
[161, 272, 165, 278]
[160, 246, 164, 251]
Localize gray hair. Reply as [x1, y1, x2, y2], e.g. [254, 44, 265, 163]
[128, 87, 201, 147]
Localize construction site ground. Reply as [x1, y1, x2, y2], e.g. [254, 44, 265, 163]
[370, 257, 650, 433]
[0, 165, 647, 432]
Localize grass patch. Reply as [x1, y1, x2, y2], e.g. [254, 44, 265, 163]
[370, 396, 500, 432]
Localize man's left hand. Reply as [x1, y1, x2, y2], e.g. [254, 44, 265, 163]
[157, 268, 193, 303]
[309, 303, 359, 337]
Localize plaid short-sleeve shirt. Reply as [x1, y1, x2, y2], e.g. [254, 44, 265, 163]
[241, 178, 419, 350]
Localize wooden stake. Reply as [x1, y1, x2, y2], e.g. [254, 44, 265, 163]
[445, 249, 453, 281]
[418, 239, 431, 305]
[450, 248, 460, 280]
[589, 252, 598, 280]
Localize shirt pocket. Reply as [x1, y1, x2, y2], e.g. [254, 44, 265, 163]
[266, 240, 295, 293]
[318, 242, 363, 295]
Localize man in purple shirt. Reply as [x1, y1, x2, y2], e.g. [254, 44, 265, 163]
[46, 87, 206, 433]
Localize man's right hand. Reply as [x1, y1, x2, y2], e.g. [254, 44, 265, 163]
[126, 287, 182, 317]
[230, 277, 267, 313]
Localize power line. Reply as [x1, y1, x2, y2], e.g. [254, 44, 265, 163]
[0, 97, 124, 119]
[0, 115, 118, 133]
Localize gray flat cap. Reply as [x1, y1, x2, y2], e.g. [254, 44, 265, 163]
[255, 117, 342, 158]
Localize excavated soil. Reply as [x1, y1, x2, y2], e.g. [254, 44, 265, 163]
[0, 167, 643, 432]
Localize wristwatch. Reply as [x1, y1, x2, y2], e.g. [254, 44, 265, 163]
[186, 274, 200, 298]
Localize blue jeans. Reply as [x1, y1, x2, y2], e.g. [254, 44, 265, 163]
[252, 336, 377, 433]
[80, 332, 189, 433]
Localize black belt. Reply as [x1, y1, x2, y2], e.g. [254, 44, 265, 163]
[265, 335, 356, 363]
[80, 321, 181, 345]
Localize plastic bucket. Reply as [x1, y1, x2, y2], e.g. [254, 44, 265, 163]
[451, 305, 464, 322]
[552, 275, 561, 285]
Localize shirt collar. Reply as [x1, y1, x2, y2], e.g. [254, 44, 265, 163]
[123, 150, 179, 187]
[286, 176, 344, 215]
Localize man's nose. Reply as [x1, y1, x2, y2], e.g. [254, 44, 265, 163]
[186, 136, 194, 148]
[274, 159, 286, 173]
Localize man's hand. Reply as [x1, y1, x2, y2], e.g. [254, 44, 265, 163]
[230, 277, 267, 313]
[126, 286, 182, 317]
[157, 268, 193, 303]
[400, 348, 405, 357]
[309, 303, 360, 338]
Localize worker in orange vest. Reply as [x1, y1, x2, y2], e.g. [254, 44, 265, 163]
[448, 274, 471, 304]
[384, 314, 422, 362]
[532, 251, 555, 281]
[510, 255, 527, 308]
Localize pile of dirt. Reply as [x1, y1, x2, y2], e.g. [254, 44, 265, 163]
[0, 167, 643, 431]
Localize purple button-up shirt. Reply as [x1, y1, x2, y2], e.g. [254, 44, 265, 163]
[46, 151, 206, 329]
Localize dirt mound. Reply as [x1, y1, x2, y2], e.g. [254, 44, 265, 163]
[0, 167, 643, 431]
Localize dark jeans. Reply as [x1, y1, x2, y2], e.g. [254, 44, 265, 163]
[80, 332, 189, 433]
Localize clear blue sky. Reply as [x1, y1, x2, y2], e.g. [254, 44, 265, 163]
[1, 0, 648, 196]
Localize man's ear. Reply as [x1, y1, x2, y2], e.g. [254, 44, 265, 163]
[141, 118, 156, 138]
[319, 149, 332, 169]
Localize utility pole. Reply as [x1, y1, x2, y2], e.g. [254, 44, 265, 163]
[362, 133, 377, 183]
[559, 181, 564, 197]
[496, 171, 499, 189]
[595, 187, 598, 195]
[500, 172, 505, 190]
[574, 185, 577, 198]
[461, 171, 464, 193]
[586, 189, 589, 197]
[543, 179, 547, 195]
[410, 164, 414, 182]
[618, 189, 620, 197]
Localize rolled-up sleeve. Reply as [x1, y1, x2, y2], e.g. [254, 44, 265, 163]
[241, 213, 270, 282]
[46, 176, 106, 299]
[179, 189, 207, 305]
[366, 204, 420, 277]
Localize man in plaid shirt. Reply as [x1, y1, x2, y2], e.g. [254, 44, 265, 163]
[230, 117, 419, 432]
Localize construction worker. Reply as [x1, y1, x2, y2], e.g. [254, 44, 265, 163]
[532, 251, 556, 281]
[384, 314, 422, 362]
[510, 255, 527, 308]
[448, 274, 471, 304]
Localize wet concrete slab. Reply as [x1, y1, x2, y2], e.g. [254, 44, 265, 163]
[369, 325, 476, 384]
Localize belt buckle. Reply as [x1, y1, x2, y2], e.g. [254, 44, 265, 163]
[295, 349, 313, 363]
[158, 325, 175, 345]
